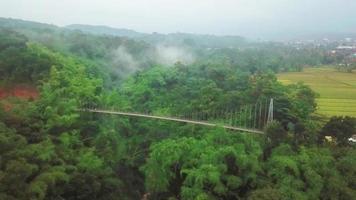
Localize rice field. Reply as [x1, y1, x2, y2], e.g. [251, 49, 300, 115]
[278, 67, 356, 117]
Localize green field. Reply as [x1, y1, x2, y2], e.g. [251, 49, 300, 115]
[278, 67, 356, 117]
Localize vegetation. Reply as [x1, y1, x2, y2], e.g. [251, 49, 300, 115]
[278, 67, 356, 117]
[0, 19, 355, 200]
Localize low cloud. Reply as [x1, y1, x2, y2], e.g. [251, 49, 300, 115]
[154, 44, 195, 66]
[109, 44, 195, 79]
[111, 46, 139, 74]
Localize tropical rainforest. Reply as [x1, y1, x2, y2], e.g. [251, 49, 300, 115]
[0, 18, 355, 200]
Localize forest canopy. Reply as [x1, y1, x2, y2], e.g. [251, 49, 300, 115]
[0, 18, 355, 200]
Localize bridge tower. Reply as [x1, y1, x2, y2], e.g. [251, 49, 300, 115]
[267, 98, 274, 124]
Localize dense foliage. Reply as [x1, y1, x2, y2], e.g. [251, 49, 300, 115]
[0, 19, 355, 200]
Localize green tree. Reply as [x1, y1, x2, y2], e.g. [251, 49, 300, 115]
[321, 116, 356, 145]
[142, 128, 262, 200]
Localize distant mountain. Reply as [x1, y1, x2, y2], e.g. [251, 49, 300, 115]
[0, 17, 58, 30]
[66, 24, 145, 38]
[66, 24, 246, 48]
[0, 18, 246, 48]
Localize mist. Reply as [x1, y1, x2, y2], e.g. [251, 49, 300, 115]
[110, 44, 195, 78]
[154, 45, 195, 66]
[111, 46, 139, 75]
[1, 0, 355, 40]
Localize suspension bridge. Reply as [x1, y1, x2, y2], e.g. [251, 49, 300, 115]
[79, 98, 274, 134]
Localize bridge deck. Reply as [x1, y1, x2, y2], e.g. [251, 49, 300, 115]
[80, 109, 264, 134]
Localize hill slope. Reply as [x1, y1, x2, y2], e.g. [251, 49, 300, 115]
[65, 24, 246, 48]
[66, 24, 145, 38]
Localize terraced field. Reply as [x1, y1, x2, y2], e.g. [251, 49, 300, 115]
[278, 67, 356, 117]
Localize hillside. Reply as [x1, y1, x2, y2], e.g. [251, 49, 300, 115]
[66, 24, 247, 48]
[0, 17, 355, 200]
[66, 24, 145, 38]
[0, 17, 58, 31]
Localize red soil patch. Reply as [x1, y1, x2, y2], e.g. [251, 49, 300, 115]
[0, 85, 39, 111]
[0, 85, 39, 100]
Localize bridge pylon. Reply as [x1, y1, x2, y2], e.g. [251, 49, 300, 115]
[267, 98, 274, 124]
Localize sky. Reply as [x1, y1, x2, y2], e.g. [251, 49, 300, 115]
[0, 0, 355, 39]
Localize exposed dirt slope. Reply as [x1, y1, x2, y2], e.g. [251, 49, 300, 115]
[0, 85, 39, 100]
[0, 85, 39, 111]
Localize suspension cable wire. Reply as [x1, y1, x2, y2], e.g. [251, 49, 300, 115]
[246, 105, 250, 128]
[240, 106, 243, 127]
[230, 111, 234, 126]
[254, 103, 257, 129]
[264, 98, 268, 127]
[244, 105, 248, 128]
[267, 98, 274, 124]
[82, 99, 274, 133]
[259, 100, 262, 129]
[249, 104, 252, 128]
[82, 109, 264, 134]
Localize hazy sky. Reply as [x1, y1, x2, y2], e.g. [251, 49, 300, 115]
[0, 0, 355, 39]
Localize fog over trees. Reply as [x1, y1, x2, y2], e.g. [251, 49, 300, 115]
[0, 1, 355, 200]
[1, 0, 356, 40]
